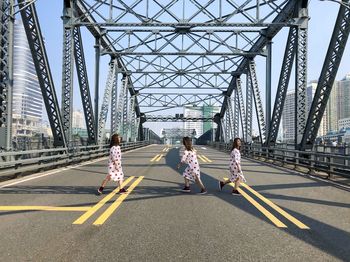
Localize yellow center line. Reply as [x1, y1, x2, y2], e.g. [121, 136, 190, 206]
[241, 183, 309, 229]
[73, 176, 135, 225]
[0, 206, 91, 211]
[155, 154, 163, 162]
[198, 155, 207, 163]
[224, 178, 287, 228]
[150, 154, 160, 162]
[93, 176, 144, 226]
[201, 155, 212, 162]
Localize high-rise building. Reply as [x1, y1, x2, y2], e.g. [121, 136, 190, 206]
[307, 81, 327, 137]
[338, 73, 350, 120]
[72, 110, 85, 129]
[12, 20, 43, 137]
[183, 105, 203, 137]
[282, 90, 295, 142]
[282, 81, 330, 142]
[326, 81, 339, 132]
[202, 105, 220, 133]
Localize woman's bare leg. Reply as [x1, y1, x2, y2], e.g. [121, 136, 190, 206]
[194, 175, 206, 190]
[234, 177, 241, 190]
[100, 175, 111, 188]
[184, 177, 190, 187]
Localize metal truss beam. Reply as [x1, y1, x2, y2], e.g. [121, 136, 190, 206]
[110, 69, 119, 134]
[122, 87, 128, 140]
[248, 61, 266, 143]
[76, 0, 292, 25]
[137, 93, 223, 107]
[115, 76, 128, 135]
[73, 27, 96, 144]
[61, 2, 74, 144]
[76, 0, 142, 119]
[295, 7, 308, 146]
[246, 73, 253, 142]
[132, 72, 231, 91]
[18, 0, 66, 147]
[233, 91, 239, 139]
[300, 2, 350, 150]
[226, 97, 234, 141]
[236, 78, 246, 142]
[0, 0, 13, 150]
[98, 59, 116, 144]
[267, 27, 297, 146]
[223, 0, 298, 117]
[123, 55, 242, 76]
[0, 0, 10, 127]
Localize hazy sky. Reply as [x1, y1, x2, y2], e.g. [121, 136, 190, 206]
[30, 1, 350, 136]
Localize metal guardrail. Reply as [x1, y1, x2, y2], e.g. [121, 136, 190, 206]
[209, 142, 350, 179]
[0, 141, 150, 178]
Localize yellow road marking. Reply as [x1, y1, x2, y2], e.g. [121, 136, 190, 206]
[93, 176, 144, 226]
[224, 178, 287, 228]
[73, 176, 134, 225]
[198, 155, 207, 163]
[150, 154, 160, 162]
[241, 183, 309, 229]
[0, 206, 91, 211]
[162, 148, 166, 152]
[155, 154, 163, 161]
[201, 155, 212, 162]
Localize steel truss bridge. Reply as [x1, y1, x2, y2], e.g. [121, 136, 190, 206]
[0, 0, 350, 155]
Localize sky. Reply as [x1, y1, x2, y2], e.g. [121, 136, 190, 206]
[27, 0, 350, 136]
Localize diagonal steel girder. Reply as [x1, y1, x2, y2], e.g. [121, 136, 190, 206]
[300, 1, 350, 150]
[267, 26, 297, 146]
[18, 0, 66, 147]
[248, 60, 266, 143]
[73, 27, 96, 144]
[220, 0, 299, 137]
[75, 0, 141, 119]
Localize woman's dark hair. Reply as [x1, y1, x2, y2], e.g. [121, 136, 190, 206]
[231, 137, 241, 151]
[182, 136, 193, 151]
[110, 133, 121, 148]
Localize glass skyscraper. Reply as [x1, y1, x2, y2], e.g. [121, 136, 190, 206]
[12, 20, 43, 136]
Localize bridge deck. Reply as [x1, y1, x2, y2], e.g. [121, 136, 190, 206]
[0, 145, 349, 261]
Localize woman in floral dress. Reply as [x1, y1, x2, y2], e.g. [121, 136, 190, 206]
[218, 137, 246, 195]
[177, 136, 207, 194]
[97, 133, 127, 195]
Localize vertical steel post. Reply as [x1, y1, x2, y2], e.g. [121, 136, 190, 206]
[94, 37, 100, 138]
[265, 38, 272, 136]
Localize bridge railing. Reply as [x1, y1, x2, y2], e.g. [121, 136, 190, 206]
[0, 141, 150, 179]
[208, 142, 350, 179]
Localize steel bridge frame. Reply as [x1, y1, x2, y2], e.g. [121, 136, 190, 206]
[0, 0, 349, 154]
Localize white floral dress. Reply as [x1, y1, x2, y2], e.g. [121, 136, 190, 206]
[229, 148, 246, 182]
[108, 145, 124, 182]
[181, 149, 200, 181]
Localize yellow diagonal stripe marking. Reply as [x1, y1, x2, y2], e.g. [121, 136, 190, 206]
[241, 183, 309, 229]
[198, 155, 207, 163]
[0, 206, 91, 211]
[156, 154, 163, 162]
[73, 176, 134, 225]
[201, 155, 212, 162]
[93, 176, 144, 226]
[224, 178, 287, 228]
[150, 154, 160, 162]
[162, 148, 166, 152]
